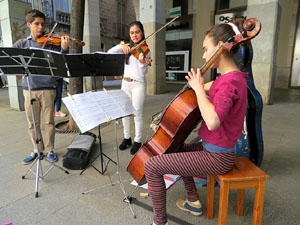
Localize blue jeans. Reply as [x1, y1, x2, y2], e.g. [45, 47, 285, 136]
[55, 78, 63, 112]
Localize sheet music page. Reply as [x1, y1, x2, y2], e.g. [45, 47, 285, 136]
[62, 90, 137, 133]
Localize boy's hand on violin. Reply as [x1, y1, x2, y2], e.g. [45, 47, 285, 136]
[61, 35, 71, 50]
[185, 68, 205, 91]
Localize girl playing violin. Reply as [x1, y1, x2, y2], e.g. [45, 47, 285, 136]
[108, 21, 151, 155]
[144, 20, 248, 225]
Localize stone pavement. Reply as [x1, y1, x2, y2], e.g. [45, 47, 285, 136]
[0, 87, 300, 225]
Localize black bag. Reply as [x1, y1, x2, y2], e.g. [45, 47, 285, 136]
[63, 133, 96, 170]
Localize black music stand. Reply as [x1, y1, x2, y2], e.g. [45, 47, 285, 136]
[0, 47, 69, 197]
[64, 52, 125, 175]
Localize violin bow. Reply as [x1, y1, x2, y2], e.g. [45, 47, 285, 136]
[131, 15, 180, 52]
[41, 22, 58, 49]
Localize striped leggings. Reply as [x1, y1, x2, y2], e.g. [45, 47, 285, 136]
[144, 142, 235, 225]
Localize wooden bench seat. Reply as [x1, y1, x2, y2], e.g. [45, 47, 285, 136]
[206, 157, 270, 225]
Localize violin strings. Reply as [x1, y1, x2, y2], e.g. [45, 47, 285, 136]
[41, 22, 58, 49]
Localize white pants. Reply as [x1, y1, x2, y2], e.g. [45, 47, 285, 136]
[121, 80, 145, 143]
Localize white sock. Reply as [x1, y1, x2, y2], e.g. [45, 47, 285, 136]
[153, 222, 168, 225]
[191, 200, 200, 205]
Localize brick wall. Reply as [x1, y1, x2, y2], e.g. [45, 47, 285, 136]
[100, 0, 136, 49]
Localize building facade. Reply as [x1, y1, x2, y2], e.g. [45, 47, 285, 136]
[142, 0, 300, 104]
[99, 0, 136, 51]
[2, 0, 299, 104]
[22, 0, 136, 49]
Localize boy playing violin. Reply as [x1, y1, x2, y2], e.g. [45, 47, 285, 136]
[13, 9, 71, 164]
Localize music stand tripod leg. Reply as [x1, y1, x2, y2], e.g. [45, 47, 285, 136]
[113, 119, 136, 218]
[20, 73, 45, 197]
[80, 76, 116, 176]
[80, 126, 108, 175]
[17, 54, 68, 197]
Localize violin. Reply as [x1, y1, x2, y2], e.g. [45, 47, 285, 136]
[130, 40, 152, 66]
[127, 15, 180, 66]
[37, 33, 85, 47]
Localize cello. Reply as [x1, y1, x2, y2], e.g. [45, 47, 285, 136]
[127, 18, 262, 185]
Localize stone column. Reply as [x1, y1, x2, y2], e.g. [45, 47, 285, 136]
[82, 0, 102, 91]
[0, 0, 31, 111]
[140, 0, 166, 94]
[275, 0, 299, 88]
[191, 0, 215, 83]
[0, 0, 30, 47]
[247, 0, 282, 104]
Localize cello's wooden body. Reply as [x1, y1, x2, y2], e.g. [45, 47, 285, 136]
[127, 89, 201, 184]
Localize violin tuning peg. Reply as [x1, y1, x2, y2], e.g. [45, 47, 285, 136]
[242, 31, 248, 38]
[227, 37, 235, 43]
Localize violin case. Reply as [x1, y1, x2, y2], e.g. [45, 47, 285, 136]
[63, 133, 96, 170]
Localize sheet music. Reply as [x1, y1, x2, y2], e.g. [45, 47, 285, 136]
[67, 51, 109, 56]
[29, 46, 61, 54]
[62, 90, 137, 133]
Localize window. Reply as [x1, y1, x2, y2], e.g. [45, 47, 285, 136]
[117, 2, 126, 24]
[216, 0, 247, 11]
[116, 2, 127, 39]
[55, 0, 70, 12]
[216, 0, 229, 11]
[63, 1, 69, 12]
[173, 0, 188, 16]
[55, 0, 61, 10]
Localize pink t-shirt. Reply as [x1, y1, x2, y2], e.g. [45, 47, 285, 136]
[198, 71, 248, 148]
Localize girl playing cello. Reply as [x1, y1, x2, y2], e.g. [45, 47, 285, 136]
[145, 20, 249, 225]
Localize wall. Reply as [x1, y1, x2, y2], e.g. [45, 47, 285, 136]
[230, 0, 247, 8]
[247, 0, 281, 104]
[191, 0, 215, 83]
[99, 0, 136, 42]
[165, 0, 173, 18]
[275, 0, 299, 88]
[0, 0, 31, 47]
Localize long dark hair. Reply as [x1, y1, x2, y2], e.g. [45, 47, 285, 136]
[206, 18, 247, 55]
[125, 21, 145, 64]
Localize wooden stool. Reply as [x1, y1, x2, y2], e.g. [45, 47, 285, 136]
[206, 157, 270, 225]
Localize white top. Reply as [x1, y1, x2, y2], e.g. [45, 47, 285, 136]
[107, 44, 149, 83]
